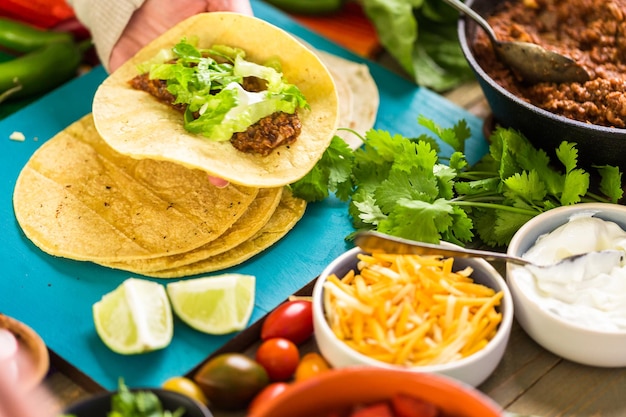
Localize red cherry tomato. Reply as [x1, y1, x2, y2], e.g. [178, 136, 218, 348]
[247, 382, 290, 415]
[261, 299, 313, 345]
[255, 337, 300, 381]
[294, 352, 331, 382]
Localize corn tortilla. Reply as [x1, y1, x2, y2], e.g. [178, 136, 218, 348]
[13, 114, 257, 262]
[92, 12, 339, 188]
[315, 50, 379, 149]
[100, 187, 283, 273]
[135, 188, 306, 279]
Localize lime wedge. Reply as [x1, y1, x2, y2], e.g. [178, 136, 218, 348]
[93, 278, 173, 354]
[166, 274, 256, 334]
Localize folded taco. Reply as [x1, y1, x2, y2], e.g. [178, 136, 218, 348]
[92, 12, 339, 187]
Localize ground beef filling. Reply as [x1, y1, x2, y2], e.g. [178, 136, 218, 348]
[472, 0, 626, 128]
[129, 74, 301, 155]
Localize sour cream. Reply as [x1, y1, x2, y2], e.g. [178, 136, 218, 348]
[516, 213, 626, 331]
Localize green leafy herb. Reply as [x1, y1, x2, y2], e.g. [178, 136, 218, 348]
[290, 117, 624, 247]
[62, 379, 185, 417]
[360, 0, 474, 91]
[108, 379, 184, 417]
[290, 135, 354, 202]
[142, 39, 308, 141]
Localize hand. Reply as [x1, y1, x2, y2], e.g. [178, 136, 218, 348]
[0, 361, 59, 417]
[111, 0, 251, 188]
[109, 0, 253, 71]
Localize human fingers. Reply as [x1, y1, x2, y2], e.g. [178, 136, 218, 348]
[0, 364, 59, 417]
[206, 0, 253, 15]
[109, 0, 252, 71]
[109, 0, 207, 71]
[209, 176, 230, 188]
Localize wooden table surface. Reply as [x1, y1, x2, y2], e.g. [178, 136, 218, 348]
[29, 6, 626, 417]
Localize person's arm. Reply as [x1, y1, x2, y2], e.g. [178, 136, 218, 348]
[65, 0, 146, 72]
[67, 0, 253, 73]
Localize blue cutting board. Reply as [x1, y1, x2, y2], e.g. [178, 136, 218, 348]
[0, 1, 488, 390]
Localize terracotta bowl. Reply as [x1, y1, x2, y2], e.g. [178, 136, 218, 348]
[249, 367, 503, 417]
[458, 0, 626, 171]
[0, 313, 49, 391]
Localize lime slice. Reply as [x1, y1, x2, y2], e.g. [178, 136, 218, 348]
[166, 274, 256, 334]
[93, 278, 173, 354]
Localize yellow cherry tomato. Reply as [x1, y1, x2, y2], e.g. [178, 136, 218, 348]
[162, 376, 209, 405]
[294, 352, 331, 382]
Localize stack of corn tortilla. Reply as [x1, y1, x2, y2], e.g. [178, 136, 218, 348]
[12, 13, 378, 279]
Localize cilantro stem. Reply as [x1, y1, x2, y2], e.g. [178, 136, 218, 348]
[451, 200, 539, 216]
[581, 192, 613, 203]
[457, 172, 497, 180]
[451, 192, 503, 202]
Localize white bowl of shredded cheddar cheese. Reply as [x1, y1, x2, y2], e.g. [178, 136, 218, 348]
[312, 245, 513, 387]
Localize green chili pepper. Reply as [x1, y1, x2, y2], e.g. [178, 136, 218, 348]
[264, 0, 346, 15]
[0, 18, 87, 103]
[0, 18, 74, 53]
[0, 41, 84, 102]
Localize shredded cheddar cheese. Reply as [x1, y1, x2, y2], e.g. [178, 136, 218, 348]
[323, 253, 503, 367]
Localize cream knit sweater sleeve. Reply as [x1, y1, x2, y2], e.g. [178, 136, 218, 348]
[66, 0, 146, 71]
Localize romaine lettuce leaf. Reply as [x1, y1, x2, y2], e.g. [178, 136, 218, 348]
[361, 0, 474, 91]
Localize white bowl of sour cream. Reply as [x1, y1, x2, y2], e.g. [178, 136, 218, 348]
[507, 203, 626, 367]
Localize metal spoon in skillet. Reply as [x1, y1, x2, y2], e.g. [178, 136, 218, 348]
[443, 0, 590, 84]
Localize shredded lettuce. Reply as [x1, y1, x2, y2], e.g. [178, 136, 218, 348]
[142, 39, 308, 141]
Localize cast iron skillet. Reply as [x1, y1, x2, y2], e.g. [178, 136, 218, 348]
[458, 0, 626, 171]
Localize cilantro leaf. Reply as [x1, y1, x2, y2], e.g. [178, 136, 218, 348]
[442, 206, 474, 245]
[375, 168, 439, 214]
[419, 115, 470, 152]
[378, 198, 454, 243]
[561, 168, 589, 205]
[503, 171, 547, 204]
[351, 189, 387, 228]
[492, 210, 535, 247]
[290, 136, 353, 202]
[595, 165, 624, 203]
[108, 379, 184, 417]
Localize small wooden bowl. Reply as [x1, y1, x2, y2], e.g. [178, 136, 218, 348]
[0, 313, 49, 390]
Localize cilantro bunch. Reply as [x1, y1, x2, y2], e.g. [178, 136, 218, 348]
[290, 116, 624, 248]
